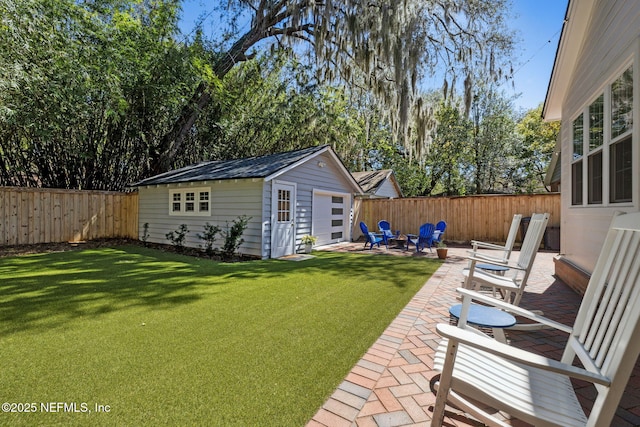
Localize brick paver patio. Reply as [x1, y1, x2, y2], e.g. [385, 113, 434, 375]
[307, 243, 640, 427]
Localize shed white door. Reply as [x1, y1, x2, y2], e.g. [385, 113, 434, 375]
[313, 192, 349, 246]
[271, 181, 296, 258]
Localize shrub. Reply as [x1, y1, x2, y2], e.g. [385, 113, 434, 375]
[198, 223, 221, 257]
[221, 215, 251, 261]
[141, 223, 150, 246]
[166, 224, 189, 252]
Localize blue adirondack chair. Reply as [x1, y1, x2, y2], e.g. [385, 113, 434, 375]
[378, 220, 399, 246]
[433, 220, 447, 244]
[406, 223, 436, 252]
[360, 221, 384, 250]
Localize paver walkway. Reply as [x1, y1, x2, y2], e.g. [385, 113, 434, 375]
[307, 244, 640, 426]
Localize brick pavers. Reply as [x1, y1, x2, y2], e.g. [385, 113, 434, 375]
[307, 244, 640, 426]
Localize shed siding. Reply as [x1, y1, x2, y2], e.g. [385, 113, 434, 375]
[138, 180, 265, 258]
[275, 152, 355, 246]
[560, 0, 640, 272]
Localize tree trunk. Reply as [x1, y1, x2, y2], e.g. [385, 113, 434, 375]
[148, 32, 258, 176]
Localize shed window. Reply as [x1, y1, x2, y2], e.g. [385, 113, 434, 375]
[169, 187, 211, 216]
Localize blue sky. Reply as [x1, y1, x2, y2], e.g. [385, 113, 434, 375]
[178, 1, 568, 112]
[507, 0, 568, 111]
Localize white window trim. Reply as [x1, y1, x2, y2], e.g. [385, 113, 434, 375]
[169, 187, 211, 216]
[570, 59, 634, 208]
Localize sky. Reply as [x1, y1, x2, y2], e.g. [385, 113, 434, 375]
[178, 0, 569, 112]
[507, 0, 569, 111]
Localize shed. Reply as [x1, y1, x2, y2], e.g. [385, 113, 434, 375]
[132, 145, 362, 259]
[351, 170, 403, 199]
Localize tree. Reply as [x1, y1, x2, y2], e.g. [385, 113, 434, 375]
[461, 85, 519, 194]
[151, 0, 515, 174]
[0, 0, 199, 190]
[421, 100, 473, 196]
[514, 104, 560, 192]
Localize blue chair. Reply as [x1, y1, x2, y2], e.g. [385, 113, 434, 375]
[406, 223, 436, 252]
[360, 221, 384, 250]
[378, 220, 399, 246]
[433, 220, 447, 244]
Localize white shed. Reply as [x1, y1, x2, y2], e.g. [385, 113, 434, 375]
[132, 145, 362, 259]
[543, 0, 639, 292]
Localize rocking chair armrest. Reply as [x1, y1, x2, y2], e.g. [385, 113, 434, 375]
[456, 288, 573, 333]
[466, 255, 525, 271]
[470, 240, 507, 251]
[465, 251, 509, 264]
[436, 323, 610, 386]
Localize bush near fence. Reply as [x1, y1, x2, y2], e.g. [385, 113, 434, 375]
[354, 193, 561, 246]
[0, 187, 138, 245]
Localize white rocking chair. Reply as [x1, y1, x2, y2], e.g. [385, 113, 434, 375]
[463, 212, 549, 306]
[432, 211, 640, 427]
[469, 213, 523, 264]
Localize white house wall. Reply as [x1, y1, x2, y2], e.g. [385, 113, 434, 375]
[376, 178, 401, 198]
[560, 0, 640, 272]
[138, 180, 264, 258]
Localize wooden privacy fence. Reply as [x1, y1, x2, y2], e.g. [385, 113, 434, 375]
[1, 186, 559, 248]
[354, 193, 561, 245]
[0, 187, 138, 245]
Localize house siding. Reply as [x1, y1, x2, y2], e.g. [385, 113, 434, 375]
[375, 178, 401, 198]
[559, 0, 640, 272]
[138, 180, 265, 258]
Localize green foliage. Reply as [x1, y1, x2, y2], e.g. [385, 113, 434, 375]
[0, 0, 201, 190]
[141, 222, 150, 246]
[514, 104, 560, 192]
[165, 224, 189, 251]
[301, 235, 317, 245]
[197, 222, 221, 257]
[221, 215, 251, 261]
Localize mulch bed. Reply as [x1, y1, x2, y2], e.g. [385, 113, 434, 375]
[0, 239, 257, 262]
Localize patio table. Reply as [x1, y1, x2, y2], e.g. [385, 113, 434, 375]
[449, 303, 516, 343]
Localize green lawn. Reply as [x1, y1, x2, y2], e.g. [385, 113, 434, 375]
[0, 246, 439, 426]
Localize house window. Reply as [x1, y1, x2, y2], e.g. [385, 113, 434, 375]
[571, 64, 633, 206]
[612, 67, 633, 138]
[610, 66, 633, 203]
[571, 114, 584, 206]
[588, 151, 603, 204]
[587, 95, 604, 205]
[169, 187, 211, 216]
[610, 135, 632, 203]
[572, 161, 583, 205]
[589, 95, 604, 150]
[572, 114, 583, 158]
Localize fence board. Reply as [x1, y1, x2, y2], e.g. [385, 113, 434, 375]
[355, 193, 561, 245]
[0, 187, 139, 246]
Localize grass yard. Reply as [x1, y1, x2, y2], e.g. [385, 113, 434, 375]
[0, 246, 440, 426]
